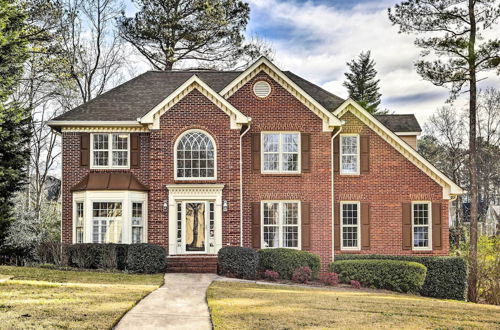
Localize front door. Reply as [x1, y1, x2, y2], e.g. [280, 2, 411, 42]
[183, 201, 207, 253]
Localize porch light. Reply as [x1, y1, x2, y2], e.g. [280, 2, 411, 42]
[163, 200, 168, 213]
[223, 200, 228, 212]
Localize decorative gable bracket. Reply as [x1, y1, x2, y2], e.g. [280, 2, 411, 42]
[139, 75, 251, 130]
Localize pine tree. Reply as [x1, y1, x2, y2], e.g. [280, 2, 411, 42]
[343, 51, 382, 113]
[0, 0, 31, 248]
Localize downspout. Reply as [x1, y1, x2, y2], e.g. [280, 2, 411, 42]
[331, 126, 342, 262]
[240, 121, 252, 246]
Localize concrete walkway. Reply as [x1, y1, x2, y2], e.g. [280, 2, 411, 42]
[115, 273, 218, 330]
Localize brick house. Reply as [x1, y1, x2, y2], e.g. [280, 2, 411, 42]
[48, 57, 463, 272]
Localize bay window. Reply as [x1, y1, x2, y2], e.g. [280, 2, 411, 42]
[131, 202, 144, 244]
[262, 132, 300, 173]
[262, 201, 300, 248]
[91, 133, 129, 169]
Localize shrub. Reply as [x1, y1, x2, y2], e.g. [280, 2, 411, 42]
[36, 243, 69, 266]
[292, 266, 312, 284]
[257, 249, 320, 280]
[321, 272, 339, 286]
[67, 244, 129, 270]
[329, 259, 427, 293]
[351, 280, 361, 289]
[126, 244, 166, 273]
[334, 254, 467, 300]
[218, 246, 258, 279]
[263, 270, 280, 281]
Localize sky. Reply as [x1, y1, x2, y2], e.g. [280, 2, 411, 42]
[125, 0, 500, 126]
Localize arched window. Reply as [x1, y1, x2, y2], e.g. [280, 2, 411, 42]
[175, 130, 216, 179]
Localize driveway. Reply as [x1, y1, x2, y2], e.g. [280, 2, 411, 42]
[115, 273, 218, 330]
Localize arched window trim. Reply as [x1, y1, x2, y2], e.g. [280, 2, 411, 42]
[174, 129, 217, 181]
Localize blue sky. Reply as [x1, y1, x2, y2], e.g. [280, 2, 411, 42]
[124, 0, 500, 125]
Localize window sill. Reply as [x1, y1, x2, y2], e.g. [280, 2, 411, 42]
[412, 249, 433, 253]
[338, 249, 362, 254]
[260, 173, 302, 177]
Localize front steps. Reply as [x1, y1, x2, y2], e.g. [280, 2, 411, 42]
[166, 256, 218, 273]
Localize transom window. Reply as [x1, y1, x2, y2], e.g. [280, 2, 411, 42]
[262, 201, 300, 248]
[92, 202, 123, 243]
[262, 132, 300, 173]
[91, 133, 129, 168]
[175, 130, 216, 179]
[131, 202, 144, 244]
[412, 202, 431, 250]
[340, 134, 359, 175]
[341, 202, 360, 250]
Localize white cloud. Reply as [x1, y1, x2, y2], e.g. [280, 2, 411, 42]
[247, 0, 500, 125]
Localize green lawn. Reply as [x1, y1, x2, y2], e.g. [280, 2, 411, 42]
[0, 266, 163, 329]
[208, 281, 500, 329]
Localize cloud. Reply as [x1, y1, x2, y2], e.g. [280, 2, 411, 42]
[246, 0, 500, 123]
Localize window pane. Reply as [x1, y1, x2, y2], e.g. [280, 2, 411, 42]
[283, 226, 298, 247]
[413, 226, 429, 247]
[92, 202, 123, 244]
[264, 153, 279, 171]
[341, 155, 358, 173]
[93, 151, 108, 166]
[263, 226, 279, 247]
[263, 134, 279, 152]
[413, 203, 429, 225]
[282, 134, 298, 152]
[93, 134, 108, 150]
[112, 134, 128, 150]
[341, 136, 358, 174]
[176, 131, 215, 178]
[132, 227, 143, 244]
[283, 203, 298, 225]
[282, 153, 298, 171]
[263, 203, 279, 225]
[112, 151, 128, 166]
[342, 203, 359, 248]
[343, 226, 358, 247]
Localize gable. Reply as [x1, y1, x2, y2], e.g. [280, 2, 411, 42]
[221, 57, 343, 132]
[139, 75, 250, 130]
[333, 99, 464, 199]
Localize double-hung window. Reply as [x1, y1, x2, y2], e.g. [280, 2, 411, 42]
[262, 201, 300, 248]
[262, 132, 300, 173]
[131, 202, 144, 244]
[412, 202, 432, 250]
[340, 134, 359, 175]
[91, 133, 129, 169]
[75, 202, 84, 243]
[92, 202, 123, 243]
[341, 202, 360, 250]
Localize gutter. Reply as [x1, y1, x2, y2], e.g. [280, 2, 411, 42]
[239, 121, 252, 246]
[331, 126, 342, 262]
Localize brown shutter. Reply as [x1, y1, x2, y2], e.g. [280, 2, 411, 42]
[334, 202, 341, 249]
[80, 133, 90, 167]
[301, 133, 311, 173]
[130, 133, 140, 168]
[251, 202, 261, 249]
[432, 203, 442, 250]
[301, 202, 311, 250]
[402, 203, 412, 250]
[360, 136, 369, 174]
[333, 137, 340, 173]
[251, 134, 261, 173]
[361, 203, 370, 249]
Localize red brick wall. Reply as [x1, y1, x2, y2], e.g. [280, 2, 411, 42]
[61, 70, 450, 270]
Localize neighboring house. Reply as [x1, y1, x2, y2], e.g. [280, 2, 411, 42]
[48, 57, 464, 272]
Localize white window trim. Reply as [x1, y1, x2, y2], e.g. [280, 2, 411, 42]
[340, 134, 360, 175]
[260, 200, 301, 249]
[73, 199, 85, 244]
[72, 191, 147, 244]
[90, 133, 130, 169]
[261, 132, 301, 174]
[340, 201, 361, 251]
[412, 201, 432, 251]
[173, 129, 217, 181]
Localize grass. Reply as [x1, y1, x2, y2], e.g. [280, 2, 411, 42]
[207, 281, 500, 329]
[0, 266, 163, 329]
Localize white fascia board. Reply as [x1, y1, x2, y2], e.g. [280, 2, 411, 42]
[333, 98, 464, 198]
[395, 132, 422, 136]
[221, 56, 343, 128]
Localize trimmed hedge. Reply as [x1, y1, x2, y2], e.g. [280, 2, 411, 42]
[218, 246, 258, 279]
[334, 254, 468, 300]
[329, 259, 427, 293]
[66, 243, 165, 273]
[126, 244, 166, 274]
[257, 249, 320, 280]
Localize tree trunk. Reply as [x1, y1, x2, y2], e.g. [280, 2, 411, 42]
[467, 0, 479, 303]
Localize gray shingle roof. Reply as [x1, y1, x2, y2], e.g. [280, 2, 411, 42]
[52, 69, 420, 133]
[374, 114, 422, 133]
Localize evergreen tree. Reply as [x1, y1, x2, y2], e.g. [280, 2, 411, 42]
[0, 0, 31, 248]
[343, 51, 382, 113]
[118, 0, 251, 70]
